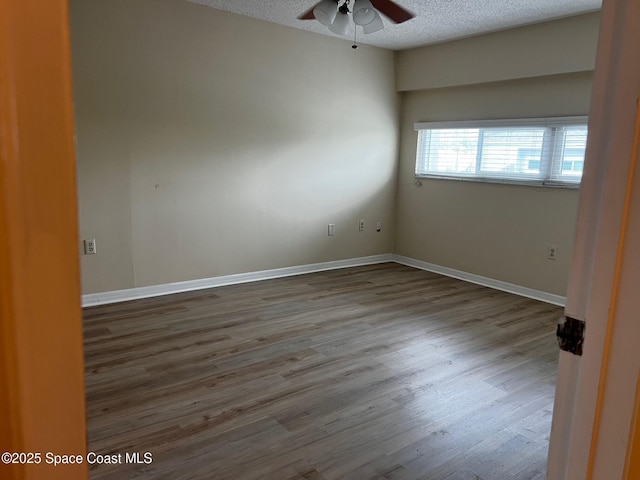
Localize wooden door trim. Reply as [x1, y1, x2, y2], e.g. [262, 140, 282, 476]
[622, 97, 640, 479]
[624, 371, 640, 478]
[0, 1, 88, 479]
[586, 94, 640, 478]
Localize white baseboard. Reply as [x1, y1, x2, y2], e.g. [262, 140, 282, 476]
[392, 254, 566, 307]
[81, 254, 394, 307]
[83, 253, 566, 308]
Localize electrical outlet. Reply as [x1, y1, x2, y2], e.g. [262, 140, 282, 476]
[359, 220, 365, 231]
[84, 238, 97, 255]
[547, 245, 557, 260]
[328, 224, 335, 236]
[376, 222, 382, 232]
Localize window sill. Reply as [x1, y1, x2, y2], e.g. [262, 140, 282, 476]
[414, 174, 581, 189]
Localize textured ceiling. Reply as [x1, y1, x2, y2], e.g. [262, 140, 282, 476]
[187, 0, 602, 50]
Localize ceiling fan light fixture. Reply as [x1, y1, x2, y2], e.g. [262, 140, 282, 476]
[313, 0, 338, 26]
[298, 0, 414, 42]
[328, 11, 350, 35]
[362, 11, 384, 33]
[353, 0, 376, 26]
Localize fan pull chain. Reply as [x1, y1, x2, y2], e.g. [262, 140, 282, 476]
[352, 24, 358, 49]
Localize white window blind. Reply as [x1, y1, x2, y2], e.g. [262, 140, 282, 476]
[414, 117, 588, 187]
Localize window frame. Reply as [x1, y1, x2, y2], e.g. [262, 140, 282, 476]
[413, 116, 588, 188]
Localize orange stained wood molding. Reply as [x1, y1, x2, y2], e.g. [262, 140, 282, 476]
[0, 1, 88, 480]
[623, 98, 640, 479]
[625, 372, 640, 478]
[589, 94, 640, 479]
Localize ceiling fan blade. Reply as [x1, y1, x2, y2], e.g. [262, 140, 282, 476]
[298, 2, 320, 20]
[370, 0, 414, 24]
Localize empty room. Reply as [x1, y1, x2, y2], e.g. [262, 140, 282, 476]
[4, 0, 640, 480]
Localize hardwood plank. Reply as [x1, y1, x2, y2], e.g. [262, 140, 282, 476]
[83, 263, 561, 479]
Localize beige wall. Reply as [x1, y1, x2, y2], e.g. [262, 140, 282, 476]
[71, 0, 399, 293]
[395, 12, 600, 91]
[395, 72, 593, 295]
[72, 0, 597, 298]
[393, 13, 599, 297]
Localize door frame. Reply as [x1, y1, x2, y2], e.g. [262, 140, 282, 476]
[547, 0, 640, 478]
[0, 1, 88, 479]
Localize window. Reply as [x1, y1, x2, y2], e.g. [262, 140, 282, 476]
[414, 117, 588, 187]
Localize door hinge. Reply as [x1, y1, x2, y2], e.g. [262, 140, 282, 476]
[557, 316, 585, 356]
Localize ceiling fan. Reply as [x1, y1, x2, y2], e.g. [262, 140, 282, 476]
[298, 0, 414, 36]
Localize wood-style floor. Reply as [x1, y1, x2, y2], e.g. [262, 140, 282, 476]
[83, 263, 562, 480]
